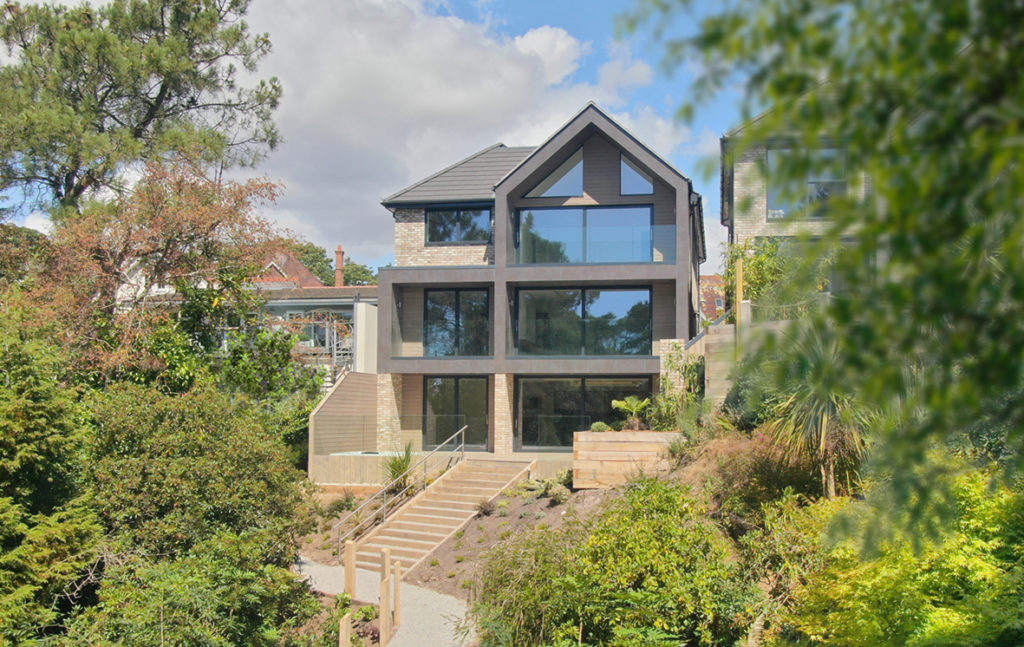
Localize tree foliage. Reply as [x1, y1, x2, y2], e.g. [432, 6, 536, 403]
[627, 0, 1024, 518]
[86, 382, 314, 563]
[770, 473, 1024, 647]
[343, 259, 377, 286]
[472, 479, 753, 647]
[0, 0, 281, 216]
[31, 158, 276, 380]
[0, 299, 100, 645]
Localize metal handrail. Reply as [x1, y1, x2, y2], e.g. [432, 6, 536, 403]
[684, 307, 734, 350]
[333, 425, 467, 553]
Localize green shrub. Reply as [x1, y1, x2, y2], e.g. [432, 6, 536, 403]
[471, 479, 753, 646]
[590, 421, 611, 432]
[709, 433, 821, 537]
[384, 443, 414, 495]
[547, 484, 570, 506]
[325, 492, 356, 516]
[771, 471, 1024, 647]
[475, 499, 496, 516]
[87, 383, 314, 563]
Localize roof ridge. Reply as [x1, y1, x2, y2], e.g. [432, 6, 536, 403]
[382, 143, 508, 205]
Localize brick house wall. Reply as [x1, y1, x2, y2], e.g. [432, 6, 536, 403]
[393, 208, 494, 266]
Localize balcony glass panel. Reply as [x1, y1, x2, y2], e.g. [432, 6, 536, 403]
[517, 376, 653, 448]
[516, 207, 674, 264]
[583, 289, 652, 355]
[424, 289, 490, 357]
[424, 376, 488, 449]
[516, 289, 582, 355]
[586, 207, 653, 263]
[514, 287, 651, 356]
[519, 208, 583, 263]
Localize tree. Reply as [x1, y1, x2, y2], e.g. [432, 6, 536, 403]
[0, 0, 281, 217]
[763, 327, 867, 498]
[343, 259, 377, 286]
[0, 297, 100, 644]
[86, 382, 314, 562]
[0, 224, 49, 287]
[31, 158, 276, 379]
[627, 0, 1024, 518]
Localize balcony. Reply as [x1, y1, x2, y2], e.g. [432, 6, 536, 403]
[515, 206, 675, 265]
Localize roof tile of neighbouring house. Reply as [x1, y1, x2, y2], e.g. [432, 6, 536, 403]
[381, 144, 535, 207]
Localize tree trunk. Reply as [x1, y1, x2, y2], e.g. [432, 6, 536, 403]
[824, 454, 837, 499]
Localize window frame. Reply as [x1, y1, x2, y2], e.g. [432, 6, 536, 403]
[514, 204, 655, 264]
[423, 375, 490, 449]
[620, 154, 654, 195]
[423, 287, 491, 357]
[765, 147, 847, 221]
[512, 285, 653, 357]
[424, 206, 493, 245]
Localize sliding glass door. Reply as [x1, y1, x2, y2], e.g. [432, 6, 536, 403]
[423, 376, 488, 449]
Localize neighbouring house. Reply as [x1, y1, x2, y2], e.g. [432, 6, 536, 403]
[252, 245, 378, 376]
[720, 115, 868, 246]
[307, 103, 705, 479]
[700, 274, 726, 321]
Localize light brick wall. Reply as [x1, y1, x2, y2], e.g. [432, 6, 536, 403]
[376, 373, 403, 452]
[492, 373, 514, 454]
[732, 146, 866, 244]
[393, 208, 494, 266]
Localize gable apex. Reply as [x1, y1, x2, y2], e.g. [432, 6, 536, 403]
[494, 103, 692, 193]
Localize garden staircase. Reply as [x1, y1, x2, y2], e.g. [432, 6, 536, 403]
[352, 459, 533, 573]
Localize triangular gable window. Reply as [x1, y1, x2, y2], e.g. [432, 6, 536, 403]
[526, 148, 583, 198]
[621, 155, 653, 195]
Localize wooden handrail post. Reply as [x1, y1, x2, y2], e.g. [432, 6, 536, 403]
[380, 548, 391, 583]
[344, 540, 356, 598]
[338, 611, 352, 647]
[380, 575, 392, 645]
[393, 560, 402, 629]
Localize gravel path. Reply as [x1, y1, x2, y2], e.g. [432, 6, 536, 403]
[296, 557, 470, 647]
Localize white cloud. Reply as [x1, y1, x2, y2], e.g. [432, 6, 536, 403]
[22, 211, 53, 235]
[244, 0, 698, 266]
[513, 26, 589, 86]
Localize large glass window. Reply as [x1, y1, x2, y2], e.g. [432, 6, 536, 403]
[424, 289, 489, 356]
[426, 208, 491, 243]
[515, 287, 651, 356]
[766, 148, 846, 219]
[424, 376, 488, 449]
[517, 376, 652, 448]
[516, 206, 654, 264]
[525, 148, 583, 198]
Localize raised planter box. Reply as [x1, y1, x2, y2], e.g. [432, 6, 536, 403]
[572, 431, 676, 489]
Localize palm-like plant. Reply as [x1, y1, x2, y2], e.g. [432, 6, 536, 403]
[611, 396, 652, 431]
[763, 326, 867, 498]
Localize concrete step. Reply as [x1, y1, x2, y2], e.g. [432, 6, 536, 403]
[430, 484, 502, 496]
[358, 543, 429, 562]
[408, 505, 473, 520]
[382, 521, 452, 537]
[393, 512, 466, 527]
[363, 533, 437, 551]
[418, 497, 478, 511]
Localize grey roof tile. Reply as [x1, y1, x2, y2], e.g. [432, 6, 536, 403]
[382, 144, 534, 206]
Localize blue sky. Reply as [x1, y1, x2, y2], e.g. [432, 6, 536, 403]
[14, 0, 743, 272]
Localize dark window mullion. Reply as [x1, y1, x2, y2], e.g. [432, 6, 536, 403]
[580, 288, 587, 356]
[453, 290, 461, 356]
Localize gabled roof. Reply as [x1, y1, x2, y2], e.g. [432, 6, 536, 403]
[495, 103, 692, 191]
[382, 144, 534, 207]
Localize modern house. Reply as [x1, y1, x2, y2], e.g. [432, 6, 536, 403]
[367, 103, 706, 457]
